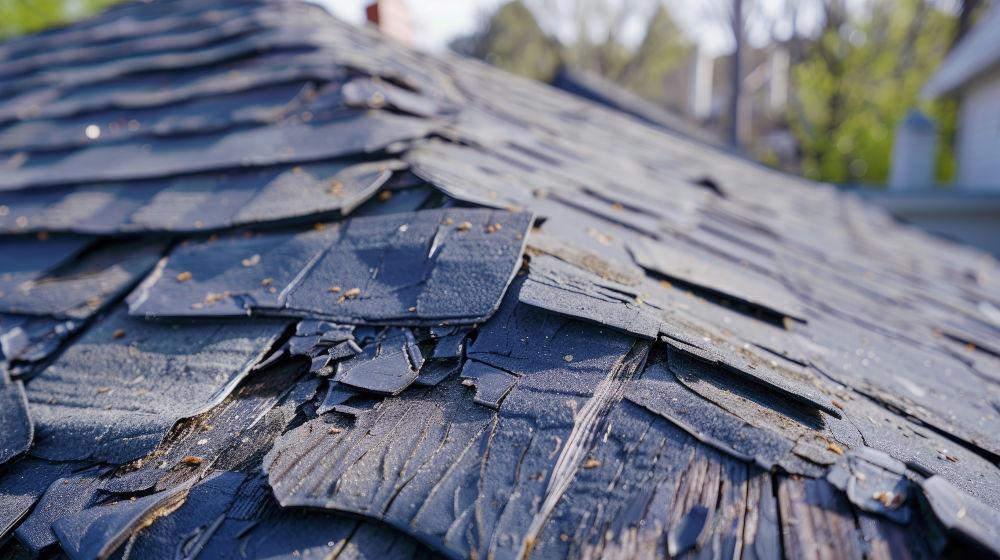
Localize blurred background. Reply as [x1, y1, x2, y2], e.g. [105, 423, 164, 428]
[2, 0, 999, 253]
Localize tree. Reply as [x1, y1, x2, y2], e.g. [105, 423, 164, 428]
[549, 0, 641, 80]
[0, 0, 121, 39]
[453, 0, 691, 107]
[448, 0, 561, 82]
[618, 5, 692, 103]
[788, 0, 957, 184]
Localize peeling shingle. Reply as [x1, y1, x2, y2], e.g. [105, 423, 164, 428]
[25, 307, 287, 464]
[921, 475, 1000, 557]
[628, 236, 807, 322]
[518, 254, 661, 340]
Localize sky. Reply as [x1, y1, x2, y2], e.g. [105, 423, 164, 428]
[314, 0, 959, 57]
[313, 0, 506, 52]
[312, 0, 768, 56]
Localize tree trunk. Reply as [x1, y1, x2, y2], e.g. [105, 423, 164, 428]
[727, 0, 742, 149]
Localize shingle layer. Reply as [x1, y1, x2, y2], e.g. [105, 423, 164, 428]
[1, 0, 999, 558]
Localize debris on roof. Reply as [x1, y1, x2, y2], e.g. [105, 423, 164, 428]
[0, 0, 999, 558]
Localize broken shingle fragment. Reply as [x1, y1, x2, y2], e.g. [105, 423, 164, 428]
[233, 159, 406, 222]
[341, 76, 444, 118]
[316, 382, 358, 416]
[0, 314, 79, 374]
[458, 359, 518, 409]
[826, 447, 912, 523]
[427, 326, 469, 359]
[526, 230, 645, 286]
[414, 358, 461, 387]
[334, 328, 424, 395]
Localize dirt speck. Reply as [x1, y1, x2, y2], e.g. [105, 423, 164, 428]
[241, 254, 261, 267]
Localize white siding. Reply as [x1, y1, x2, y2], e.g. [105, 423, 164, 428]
[957, 71, 1000, 189]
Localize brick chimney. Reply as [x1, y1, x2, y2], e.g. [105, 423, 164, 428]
[366, 0, 413, 46]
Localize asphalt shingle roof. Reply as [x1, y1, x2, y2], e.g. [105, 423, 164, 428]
[1, 1, 1000, 558]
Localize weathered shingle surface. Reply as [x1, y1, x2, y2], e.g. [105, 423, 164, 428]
[1, 1, 999, 558]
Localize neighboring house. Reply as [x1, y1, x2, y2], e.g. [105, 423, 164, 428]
[872, 3, 1000, 255]
[923, 2, 1000, 189]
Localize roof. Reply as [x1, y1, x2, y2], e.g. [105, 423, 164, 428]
[923, 2, 1000, 97]
[1, 1, 1000, 558]
[550, 65, 719, 145]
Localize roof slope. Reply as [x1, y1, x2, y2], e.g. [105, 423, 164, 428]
[550, 65, 718, 145]
[1, 1, 999, 558]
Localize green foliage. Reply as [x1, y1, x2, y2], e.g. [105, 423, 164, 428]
[456, 0, 561, 82]
[0, 0, 122, 39]
[789, 0, 956, 184]
[561, 35, 632, 81]
[619, 6, 692, 102]
[455, 0, 691, 107]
